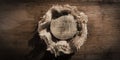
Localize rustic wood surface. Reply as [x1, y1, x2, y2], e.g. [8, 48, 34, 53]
[0, 0, 120, 60]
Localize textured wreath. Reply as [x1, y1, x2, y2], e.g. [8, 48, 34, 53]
[38, 4, 88, 57]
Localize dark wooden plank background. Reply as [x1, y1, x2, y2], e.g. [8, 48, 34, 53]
[0, 0, 120, 60]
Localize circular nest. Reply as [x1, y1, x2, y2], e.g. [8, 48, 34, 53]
[38, 4, 88, 56]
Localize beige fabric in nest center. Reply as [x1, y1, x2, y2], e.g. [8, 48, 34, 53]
[50, 14, 77, 40]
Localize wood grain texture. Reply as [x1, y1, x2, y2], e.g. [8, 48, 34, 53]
[0, 0, 120, 60]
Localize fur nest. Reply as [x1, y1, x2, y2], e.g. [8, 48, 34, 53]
[38, 4, 88, 57]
